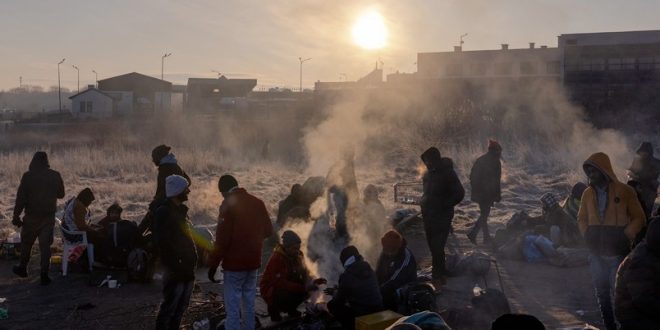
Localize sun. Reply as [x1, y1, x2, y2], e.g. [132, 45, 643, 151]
[352, 10, 388, 50]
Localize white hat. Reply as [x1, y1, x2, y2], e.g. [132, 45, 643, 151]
[166, 175, 189, 198]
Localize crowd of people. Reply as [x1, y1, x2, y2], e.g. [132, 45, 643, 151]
[7, 140, 659, 329]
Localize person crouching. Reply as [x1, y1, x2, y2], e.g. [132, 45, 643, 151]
[260, 230, 327, 322]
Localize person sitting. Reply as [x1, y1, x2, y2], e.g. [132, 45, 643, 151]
[63, 188, 107, 263]
[98, 203, 123, 228]
[376, 230, 418, 311]
[98, 203, 141, 267]
[325, 245, 383, 330]
[491, 314, 545, 330]
[562, 182, 587, 221]
[276, 184, 310, 228]
[260, 230, 326, 322]
[540, 193, 582, 247]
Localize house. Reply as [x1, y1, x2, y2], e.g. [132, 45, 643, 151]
[98, 72, 172, 113]
[68, 87, 115, 119]
[185, 76, 257, 111]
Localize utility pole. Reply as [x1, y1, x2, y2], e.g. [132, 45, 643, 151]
[92, 70, 98, 88]
[57, 58, 66, 113]
[19, 76, 22, 89]
[161, 52, 172, 80]
[298, 57, 311, 92]
[72, 65, 80, 93]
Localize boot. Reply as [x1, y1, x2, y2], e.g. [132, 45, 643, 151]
[12, 265, 28, 278]
[40, 272, 51, 286]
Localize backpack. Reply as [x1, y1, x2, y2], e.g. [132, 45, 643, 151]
[400, 281, 438, 314]
[106, 220, 140, 267]
[127, 248, 151, 282]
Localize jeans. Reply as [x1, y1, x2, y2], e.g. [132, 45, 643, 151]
[468, 202, 492, 240]
[588, 254, 624, 330]
[19, 215, 55, 273]
[155, 278, 194, 330]
[224, 270, 258, 330]
[424, 218, 451, 279]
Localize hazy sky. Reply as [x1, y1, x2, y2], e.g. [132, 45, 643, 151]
[2, 0, 660, 90]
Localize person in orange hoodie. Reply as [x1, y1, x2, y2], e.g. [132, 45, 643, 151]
[260, 230, 326, 322]
[578, 152, 646, 330]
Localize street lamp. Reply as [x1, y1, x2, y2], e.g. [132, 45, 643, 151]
[92, 70, 98, 88]
[161, 52, 172, 80]
[57, 58, 65, 113]
[298, 57, 311, 92]
[72, 65, 80, 93]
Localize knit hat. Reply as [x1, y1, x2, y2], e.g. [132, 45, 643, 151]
[636, 142, 654, 156]
[339, 245, 361, 266]
[152, 144, 171, 164]
[488, 139, 502, 151]
[77, 188, 95, 206]
[281, 230, 302, 248]
[166, 175, 189, 198]
[218, 175, 239, 193]
[107, 203, 123, 215]
[381, 230, 404, 252]
[570, 182, 587, 200]
[540, 193, 560, 210]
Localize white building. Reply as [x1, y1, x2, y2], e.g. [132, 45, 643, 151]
[68, 87, 116, 119]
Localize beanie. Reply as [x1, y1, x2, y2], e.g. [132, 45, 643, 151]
[166, 175, 189, 198]
[488, 139, 502, 151]
[218, 175, 239, 193]
[152, 145, 171, 164]
[107, 203, 123, 215]
[339, 245, 361, 266]
[281, 230, 302, 248]
[381, 230, 404, 252]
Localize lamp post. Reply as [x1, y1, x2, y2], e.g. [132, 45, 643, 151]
[92, 70, 98, 88]
[57, 58, 65, 113]
[161, 53, 172, 80]
[72, 65, 80, 93]
[298, 57, 311, 92]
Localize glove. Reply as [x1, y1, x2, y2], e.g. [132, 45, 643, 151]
[208, 266, 218, 283]
[12, 215, 23, 228]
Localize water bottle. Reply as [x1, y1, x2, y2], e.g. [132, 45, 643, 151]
[473, 283, 482, 297]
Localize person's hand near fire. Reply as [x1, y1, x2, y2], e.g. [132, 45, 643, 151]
[323, 285, 338, 296]
[306, 278, 327, 292]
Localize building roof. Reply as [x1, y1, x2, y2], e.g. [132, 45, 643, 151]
[98, 72, 172, 92]
[68, 87, 116, 100]
[186, 76, 257, 97]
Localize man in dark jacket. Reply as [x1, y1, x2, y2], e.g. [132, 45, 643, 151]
[628, 142, 659, 219]
[376, 230, 417, 311]
[420, 147, 465, 282]
[153, 175, 197, 330]
[467, 140, 502, 245]
[326, 246, 383, 330]
[615, 210, 660, 330]
[12, 151, 65, 285]
[139, 145, 191, 235]
[276, 184, 310, 228]
[208, 175, 273, 330]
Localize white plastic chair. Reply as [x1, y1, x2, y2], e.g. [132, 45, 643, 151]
[56, 218, 94, 276]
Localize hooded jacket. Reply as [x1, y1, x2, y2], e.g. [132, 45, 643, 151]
[628, 142, 660, 189]
[376, 243, 418, 298]
[332, 258, 384, 316]
[13, 152, 65, 218]
[209, 188, 273, 271]
[615, 217, 660, 327]
[470, 151, 502, 205]
[578, 152, 646, 256]
[420, 148, 465, 221]
[152, 200, 198, 281]
[259, 244, 310, 305]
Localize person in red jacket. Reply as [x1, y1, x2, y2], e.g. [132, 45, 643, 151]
[260, 230, 326, 322]
[208, 174, 273, 330]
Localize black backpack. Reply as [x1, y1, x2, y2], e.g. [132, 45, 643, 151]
[127, 248, 151, 282]
[400, 281, 438, 314]
[106, 220, 140, 267]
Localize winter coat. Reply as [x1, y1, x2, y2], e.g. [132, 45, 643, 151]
[13, 153, 65, 218]
[260, 244, 309, 306]
[331, 259, 383, 316]
[154, 155, 191, 201]
[63, 198, 93, 232]
[615, 217, 660, 327]
[544, 205, 583, 247]
[470, 151, 502, 205]
[420, 156, 465, 222]
[152, 200, 198, 281]
[628, 142, 660, 190]
[276, 194, 309, 227]
[578, 152, 646, 256]
[376, 245, 418, 296]
[209, 188, 273, 271]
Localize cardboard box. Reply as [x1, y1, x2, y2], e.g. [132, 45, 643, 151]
[356, 310, 403, 330]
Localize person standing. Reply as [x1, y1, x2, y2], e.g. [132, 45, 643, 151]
[420, 147, 465, 284]
[153, 175, 197, 330]
[12, 151, 65, 285]
[578, 152, 646, 330]
[627, 142, 659, 219]
[208, 175, 273, 330]
[467, 140, 502, 245]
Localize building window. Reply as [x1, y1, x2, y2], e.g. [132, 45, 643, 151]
[445, 63, 463, 76]
[471, 63, 488, 76]
[494, 62, 512, 75]
[546, 61, 560, 74]
[86, 101, 93, 113]
[608, 58, 622, 71]
[79, 102, 85, 113]
[520, 61, 537, 75]
[622, 58, 635, 70]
